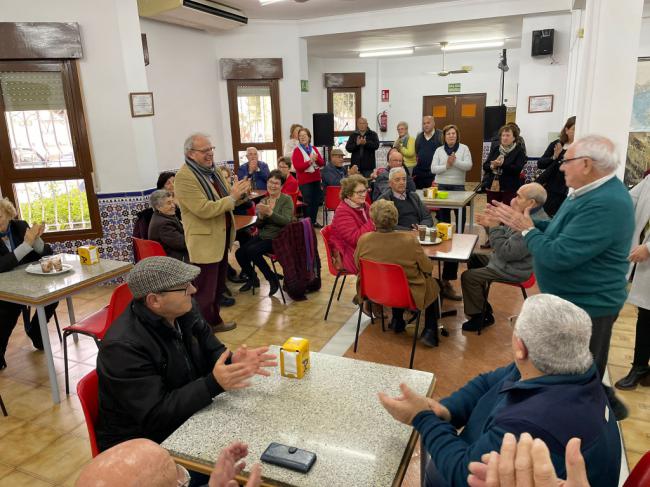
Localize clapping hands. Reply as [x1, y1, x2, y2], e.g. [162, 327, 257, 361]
[24, 223, 45, 246]
[209, 441, 262, 487]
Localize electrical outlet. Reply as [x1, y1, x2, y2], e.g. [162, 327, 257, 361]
[578, 28, 584, 39]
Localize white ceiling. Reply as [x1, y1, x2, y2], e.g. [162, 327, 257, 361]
[218, 0, 450, 21]
[306, 15, 524, 58]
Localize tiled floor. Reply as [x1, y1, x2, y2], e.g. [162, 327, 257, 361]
[0, 229, 648, 486]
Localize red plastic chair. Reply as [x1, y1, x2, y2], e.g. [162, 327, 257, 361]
[287, 190, 306, 217]
[321, 225, 355, 320]
[479, 274, 536, 335]
[77, 369, 100, 457]
[63, 283, 133, 394]
[132, 237, 166, 262]
[356, 258, 422, 369]
[624, 450, 650, 487]
[322, 185, 341, 225]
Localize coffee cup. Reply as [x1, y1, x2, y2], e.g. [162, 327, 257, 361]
[50, 254, 63, 271]
[417, 225, 427, 241]
[39, 257, 54, 273]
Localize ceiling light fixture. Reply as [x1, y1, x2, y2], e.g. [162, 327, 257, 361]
[260, 0, 285, 5]
[443, 41, 504, 51]
[359, 48, 414, 58]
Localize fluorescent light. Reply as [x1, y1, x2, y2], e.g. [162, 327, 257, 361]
[443, 41, 504, 51]
[359, 48, 414, 58]
[260, 0, 285, 5]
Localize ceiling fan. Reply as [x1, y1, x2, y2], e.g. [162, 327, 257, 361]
[431, 42, 470, 76]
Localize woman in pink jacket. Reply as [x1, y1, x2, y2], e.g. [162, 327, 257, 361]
[329, 175, 375, 274]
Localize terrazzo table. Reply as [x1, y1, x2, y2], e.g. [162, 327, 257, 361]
[163, 347, 435, 487]
[416, 189, 477, 233]
[0, 254, 132, 404]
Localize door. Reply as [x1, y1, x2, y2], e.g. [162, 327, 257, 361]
[423, 93, 486, 182]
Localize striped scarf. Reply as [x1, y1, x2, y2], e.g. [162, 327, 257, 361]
[184, 156, 229, 201]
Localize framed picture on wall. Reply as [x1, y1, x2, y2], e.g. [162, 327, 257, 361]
[129, 92, 154, 117]
[528, 95, 554, 113]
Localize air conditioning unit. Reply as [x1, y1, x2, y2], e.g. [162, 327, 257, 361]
[138, 0, 248, 32]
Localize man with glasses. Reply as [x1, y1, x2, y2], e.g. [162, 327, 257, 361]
[378, 166, 432, 230]
[485, 135, 635, 420]
[379, 294, 620, 487]
[175, 133, 251, 333]
[96, 257, 276, 454]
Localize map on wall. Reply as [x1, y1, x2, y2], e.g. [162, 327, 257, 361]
[625, 58, 650, 186]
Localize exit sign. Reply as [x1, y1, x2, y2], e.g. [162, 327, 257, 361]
[448, 83, 461, 93]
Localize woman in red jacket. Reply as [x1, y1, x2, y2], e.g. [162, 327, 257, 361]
[329, 175, 375, 274]
[292, 128, 325, 227]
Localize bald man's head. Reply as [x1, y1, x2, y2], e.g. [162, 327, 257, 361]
[75, 439, 181, 487]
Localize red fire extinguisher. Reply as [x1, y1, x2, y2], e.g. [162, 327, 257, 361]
[377, 111, 388, 132]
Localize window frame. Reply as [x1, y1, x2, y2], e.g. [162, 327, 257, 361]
[0, 59, 101, 241]
[327, 87, 362, 138]
[226, 78, 282, 172]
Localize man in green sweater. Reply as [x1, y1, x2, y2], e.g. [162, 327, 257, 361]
[487, 135, 634, 420]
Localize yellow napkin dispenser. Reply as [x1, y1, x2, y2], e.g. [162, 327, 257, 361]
[436, 222, 453, 241]
[280, 337, 310, 379]
[78, 245, 100, 265]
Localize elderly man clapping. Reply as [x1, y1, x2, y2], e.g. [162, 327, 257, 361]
[484, 135, 634, 420]
[378, 294, 621, 487]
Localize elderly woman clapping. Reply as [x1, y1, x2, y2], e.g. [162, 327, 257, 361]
[147, 190, 189, 262]
[0, 198, 58, 368]
[354, 199, 440, 347]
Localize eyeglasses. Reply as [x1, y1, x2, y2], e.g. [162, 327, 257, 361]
[176, 464, 191, 487]
[191, 146, 215, 154]
[559, 156, 590, 165]
[353, 189, 368, 195]
[160, 284, 194, 296]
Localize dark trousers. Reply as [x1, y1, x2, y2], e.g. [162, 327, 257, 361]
[392, 299, 439, 331]
[235, 234, 275, 283]
[192, 228, 231, 326]
[590, 314, 618, 379]
[299, 181, 323, 225]
[460, 254, 505, 316]
[0, 300, 58, 355]
[437, 184, 465, 280]
[633, 307, 650, 366]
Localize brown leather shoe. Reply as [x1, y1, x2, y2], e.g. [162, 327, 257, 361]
[211, 321, 237, 333]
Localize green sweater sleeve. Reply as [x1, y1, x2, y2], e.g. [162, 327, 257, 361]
[524, 199, 617, 271]
[267, 195, 294, 226]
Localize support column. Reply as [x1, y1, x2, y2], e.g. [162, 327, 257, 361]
[573, 0, 644, 179]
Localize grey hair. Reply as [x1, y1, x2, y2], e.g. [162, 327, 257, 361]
[149, 190, 172, 210]
[183, 133, 210, 155]
[388, 166, 406, 181]
[514, 294, 593, 375]
[0, 197, 17, 219]
[522, 183, 547, 207]
[397, 121, 409, 130]
[571, 135, 619, 174]
[246, 147, 258, 154]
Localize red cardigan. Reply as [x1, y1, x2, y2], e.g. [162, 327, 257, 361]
[329, 201, 375, 274]
[281, 173, 299, 195]
[292, 145, 325, 185]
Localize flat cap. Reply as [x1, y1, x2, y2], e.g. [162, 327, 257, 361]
[330, 148, 345, 156]
[127, 256, 200, 299]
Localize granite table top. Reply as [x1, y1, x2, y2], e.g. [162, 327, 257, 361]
[0, 253, 132, 305]
[163, 347, 435, 487]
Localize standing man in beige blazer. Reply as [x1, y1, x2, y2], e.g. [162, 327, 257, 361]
[175, 133, 250, 332]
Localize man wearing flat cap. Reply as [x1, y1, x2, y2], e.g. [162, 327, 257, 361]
[95, 257, 276, 452]
[321, 147, 359, 193]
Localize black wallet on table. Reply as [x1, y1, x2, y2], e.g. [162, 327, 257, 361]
[260, 442, 317, 473]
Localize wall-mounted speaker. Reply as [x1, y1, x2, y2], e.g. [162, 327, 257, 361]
[484, 105, 507, 141]
[312, 113, 334, 147]
[532, 29, 554, 57]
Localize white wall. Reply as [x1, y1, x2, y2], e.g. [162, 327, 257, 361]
[210, 21, 305, 162]
[140, 18, 224, 171]
[0, 0, 159, 193]
[308, 49, 520, 141]
[515, 13, 572, 157]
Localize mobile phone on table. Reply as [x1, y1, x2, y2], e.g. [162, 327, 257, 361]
[261, 442, 316, 473]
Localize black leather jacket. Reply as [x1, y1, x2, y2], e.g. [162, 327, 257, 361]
[96, 299, 228, 451]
